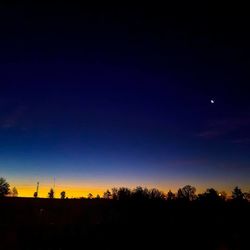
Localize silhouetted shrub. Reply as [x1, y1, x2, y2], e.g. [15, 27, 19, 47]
[48, 188, 54, 199]
[88, 193, 93, 199]
[61, 191, 66, 199]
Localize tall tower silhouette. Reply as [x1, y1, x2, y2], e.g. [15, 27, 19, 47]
[53, 177, 56, 197]
[36, 182, 39, 197]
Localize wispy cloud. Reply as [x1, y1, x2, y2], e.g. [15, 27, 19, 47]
[197, 130, 227, 139]
[169, 158, 208, 166]
[231, 138, 250, 144]
[196, 115, 250, 141]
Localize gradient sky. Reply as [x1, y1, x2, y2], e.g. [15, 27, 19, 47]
[0, 4, 250, 197]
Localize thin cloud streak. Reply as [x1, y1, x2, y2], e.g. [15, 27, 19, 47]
[231, 138, 250, 144]
[197, 115, 250, 140]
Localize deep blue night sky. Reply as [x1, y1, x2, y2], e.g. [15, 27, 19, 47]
[0, 4, 250, 196]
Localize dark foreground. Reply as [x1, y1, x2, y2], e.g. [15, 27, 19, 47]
[0, 197, 249, 250]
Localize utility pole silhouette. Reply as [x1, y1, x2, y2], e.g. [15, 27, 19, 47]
[53, 177, 56, 197]
[36, 182, 39, 197]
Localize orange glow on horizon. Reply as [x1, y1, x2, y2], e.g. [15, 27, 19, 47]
[9, 179, 245, 198]
[8, 172, 250, 198]
[16, 185, 106, 198]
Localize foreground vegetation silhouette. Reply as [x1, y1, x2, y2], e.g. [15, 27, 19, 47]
[0, 177, 249, 249]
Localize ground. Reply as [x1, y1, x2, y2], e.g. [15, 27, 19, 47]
[0, 197, 249, 249]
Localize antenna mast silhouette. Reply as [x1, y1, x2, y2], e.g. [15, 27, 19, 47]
[36, 182, 39, 197]
[53, 177, 56, 197]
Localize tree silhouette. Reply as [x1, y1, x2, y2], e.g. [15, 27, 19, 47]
[232, 186, 245, 201]
[199, 188, 220, 203]
[48, 188, 54, 199]
[61, 191, 66, 199]
[111, 188, 118, 200]
[149, 188, 165, 200]
[133, 186, 149, 200]
[88, 193, 93, 199]
[117, 187, 131, 200]
[12, 187, 18, 197]
[0, 177, 10, 197]
[167, 190, 175, 201]
[177, 185, 196, 201]
[103, 189, 112, 199]
[219, 191, 227, 201]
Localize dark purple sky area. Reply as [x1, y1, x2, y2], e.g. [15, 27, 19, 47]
[0, 4, 249, 196]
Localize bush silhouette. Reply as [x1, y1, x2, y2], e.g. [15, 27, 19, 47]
[88, 193, 93, 199]
[61, 191, 66, 199]
[48, 188, 54, 199]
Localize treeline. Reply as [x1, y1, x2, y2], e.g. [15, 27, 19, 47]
[102, 185, 249, 202]
[1, 177, 250, 202]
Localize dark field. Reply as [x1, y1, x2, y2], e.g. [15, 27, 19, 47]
[0, 197, 249, 249]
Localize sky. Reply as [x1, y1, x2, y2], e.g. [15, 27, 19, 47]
[0, 4, 250, 197]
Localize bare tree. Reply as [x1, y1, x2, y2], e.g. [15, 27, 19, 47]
[177, 185, 196, 201]
[0, 177, 10, 197]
